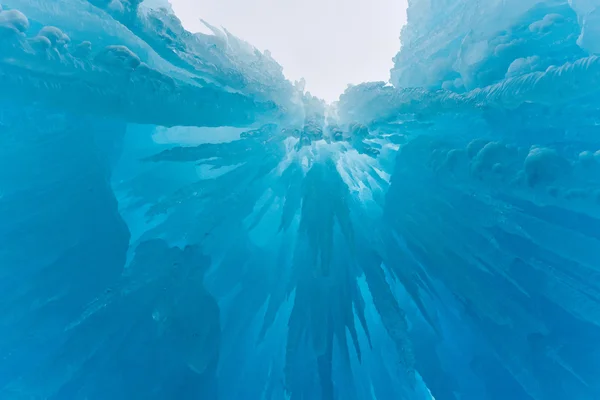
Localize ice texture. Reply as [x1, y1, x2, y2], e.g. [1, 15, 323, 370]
[2, 0, 600, 399]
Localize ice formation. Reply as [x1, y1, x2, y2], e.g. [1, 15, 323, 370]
[1, 0, 600, 399]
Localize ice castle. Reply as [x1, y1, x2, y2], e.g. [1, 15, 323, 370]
[1, 0, 600, 399]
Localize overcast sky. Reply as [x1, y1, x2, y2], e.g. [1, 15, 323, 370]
[169, 0, 407, 102]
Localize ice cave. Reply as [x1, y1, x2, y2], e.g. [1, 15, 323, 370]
[1, 0, 600, 399]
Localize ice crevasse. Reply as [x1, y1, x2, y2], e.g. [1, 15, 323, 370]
[1, 0, 600, 399]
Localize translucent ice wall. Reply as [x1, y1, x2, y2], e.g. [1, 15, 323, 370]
[2, 0, 600, 399]
[337, 0, 600, 399]
[0, 0, 299, 127]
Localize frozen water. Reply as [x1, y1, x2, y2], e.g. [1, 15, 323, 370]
[1, 0, 600, 399]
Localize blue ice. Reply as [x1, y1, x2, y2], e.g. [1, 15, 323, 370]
[1, 0, 600, 399]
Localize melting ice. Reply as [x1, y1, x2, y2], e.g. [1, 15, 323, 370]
[1, 0, 600, 399]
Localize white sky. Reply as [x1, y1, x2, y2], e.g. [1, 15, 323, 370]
[169, 0, 407, 102]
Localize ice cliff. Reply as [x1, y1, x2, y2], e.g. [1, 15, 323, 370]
[2, 0, 600, 399]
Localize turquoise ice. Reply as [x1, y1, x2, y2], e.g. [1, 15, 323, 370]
[1, 0, 600, 399]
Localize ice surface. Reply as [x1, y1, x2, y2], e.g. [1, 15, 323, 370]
[1, 0, 600, 399]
